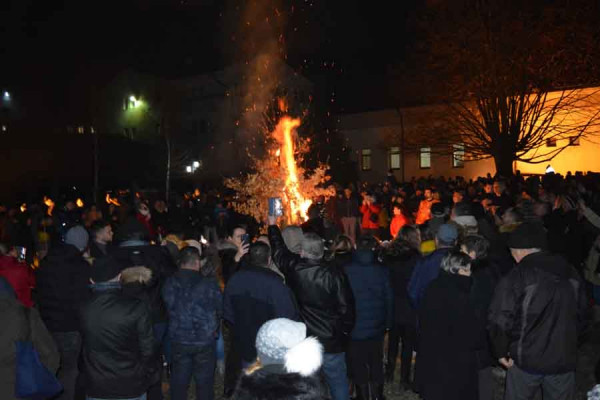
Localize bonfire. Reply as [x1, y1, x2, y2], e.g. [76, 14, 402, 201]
[225, 103, 334, 226]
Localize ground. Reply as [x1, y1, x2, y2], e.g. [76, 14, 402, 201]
[163, 307, 600, 400]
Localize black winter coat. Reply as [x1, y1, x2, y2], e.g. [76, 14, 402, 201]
[417, 271, 481, 400]
[36, 244, 91, 332]
[233, 364, 325, 400]
[224, 266, 298, 363]
[344, 250, 393, 340]
[268, 225, 355, 353]
[80, 283, 156, 398]
[488, 251, 588, 374]
[382, 242, 420, 327]
[110, 242, 177, 324]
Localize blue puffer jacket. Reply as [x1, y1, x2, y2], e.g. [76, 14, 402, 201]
[162, 269, 223, 346]
[344, 250, 393, 340]
[407, 248, 450, 309]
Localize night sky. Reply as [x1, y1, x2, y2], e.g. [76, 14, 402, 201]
[1, 0, 421, 114]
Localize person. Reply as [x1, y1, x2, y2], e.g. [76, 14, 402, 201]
[224, 242, 298, 368]
[338, 188, 360, 245]
[80, 256, 155, 400]
[461, 235, 499, 400]
[162, 246, 223, 400]
[36, 225, 91, 400]
[282, 225, 304, 255]
[415, 188, 438, 225]
[268, 218, 355, 400]
[407, 223, 458, 308]
[218, 225, 249, 285]
[88, 220, 113, 259]
[417, 250, 481, 400]
[389, 203, 408, 240]
[382, 225, 421, 390]
[233, 318, 324, 400]
[0, 244, 35, 307]
[326, 235, 354, 271]
[359, 193, 381, 237]
[489, 221, 588, 400]
[136, 202, 157, 240]
[343, 235, 393, 400]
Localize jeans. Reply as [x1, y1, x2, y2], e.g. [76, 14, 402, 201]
[87, 395, 146, 400]
[51, 331, 82, 400]
[170, 343, 216, 400]
[341, 217, 358, 245]
[505, 365, 575, 400]
[322, 352, 350, 400]
[153, 322, 172, 363]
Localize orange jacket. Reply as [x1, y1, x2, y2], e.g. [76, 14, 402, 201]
[390, 214, 408, 239]
[415, 199, 439, 225]
[360, 203, 381, 230]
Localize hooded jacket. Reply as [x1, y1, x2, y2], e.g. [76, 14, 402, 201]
[344, 250, 393, 340]
[36, 244, 91, 332]
[488, 251, 589, 374]
[80, 281, 155, 398]
[268, 225, 355, 353]
[382, 241, 420, 327]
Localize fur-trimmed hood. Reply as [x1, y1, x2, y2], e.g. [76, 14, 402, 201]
[233, 364, 325, 400]
[120, 266, 153, 285]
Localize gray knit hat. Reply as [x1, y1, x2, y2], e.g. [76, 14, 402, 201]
[255, 318, 307, 366]
[65, 225, 89, 252]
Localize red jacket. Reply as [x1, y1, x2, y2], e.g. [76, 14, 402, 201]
[360, 203, 381, 230]
[390, 214, 408, 239]
[0, 255, 35, 307]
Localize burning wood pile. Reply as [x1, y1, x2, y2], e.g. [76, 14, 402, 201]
[225, 103, 334, 226]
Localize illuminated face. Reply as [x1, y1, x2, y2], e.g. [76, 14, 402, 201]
[424, 189, 433, 200]
[493, 182, 504, 196]
[393, 207, 402, 216]
[484, 184, 493, 194]
[344, 189, 352, 198]
[97, 226, 114, 244]
[453, 192, 463, 204]
[231, 227, 246, 245]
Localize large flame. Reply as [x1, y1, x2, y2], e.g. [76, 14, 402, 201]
[273, 116, 312, 224]
[43, 196, 55, 216]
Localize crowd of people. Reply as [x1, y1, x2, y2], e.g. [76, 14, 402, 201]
[0, 169, 599, 400]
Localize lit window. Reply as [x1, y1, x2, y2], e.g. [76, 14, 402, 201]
[569, 136, 580, 146]
[90, 126, 95, 134]
[361, 149, 372, 171]
[77, 126, 84, 134]
[389, 147, 401, 170]
[453, 144, 465, 168]
[420, 147, 431, 169]
[546, 138, 557, 147]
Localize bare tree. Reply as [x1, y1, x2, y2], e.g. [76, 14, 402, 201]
[389, 0, 600, 176]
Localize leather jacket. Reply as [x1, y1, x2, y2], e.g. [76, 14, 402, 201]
[268, 225, 355, 353]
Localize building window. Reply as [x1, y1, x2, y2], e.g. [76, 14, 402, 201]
[361, 149, 372, 171]
[569, 136, 580, 146]
[453, 144, 465, 168]
[546, 138, 557, 147]
[77, 126, 84, 134]
[389, 147, 401, 170]
[420, 147, 431, 169]
[90, 126, 95, 134]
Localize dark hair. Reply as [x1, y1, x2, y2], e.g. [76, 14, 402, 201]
[356, 235, 377, 251]
[398, 225, 420, 250]
[227, 225, 246, 238]
[249, 242, 270, 268]
[440, 250, 472, 274]
[90, 220, 111, 238]
[331, 235, 353, 255]
[453, 202, 473, 217]
[178, 246, 201, 268]
[461, 235, 490, 260]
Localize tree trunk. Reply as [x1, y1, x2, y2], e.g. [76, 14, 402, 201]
[493, 151, 514, 177]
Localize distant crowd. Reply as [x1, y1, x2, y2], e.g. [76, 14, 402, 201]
[0, 169, 599, 400]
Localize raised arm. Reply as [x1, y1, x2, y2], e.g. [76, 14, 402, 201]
[267, 224, 301, 277]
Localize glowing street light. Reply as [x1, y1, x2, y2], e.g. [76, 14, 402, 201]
[185, 166, 192, 173]
[193, 161, 200, 169]
[3, 91, 10, 100]
[129, 95, 142, 108]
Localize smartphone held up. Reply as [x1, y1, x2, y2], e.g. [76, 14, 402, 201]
[268, 197, 283, 217]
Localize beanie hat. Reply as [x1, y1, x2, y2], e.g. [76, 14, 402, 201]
[255, 318, 323, 376]
[436, 223, 458, 244]
[91, 256, 124, 282]
[282, 226, 303, 254]
[185, 240, 203, 256]
[65, 225, 89, 252]
[507, 221, 547, 249]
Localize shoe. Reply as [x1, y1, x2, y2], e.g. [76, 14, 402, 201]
[371, 383, 385, 400]
[355, 384, 371, 400]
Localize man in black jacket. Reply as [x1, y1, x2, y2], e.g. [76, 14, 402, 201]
[36, 225, 91, 400]
[488, 222, 588, 400]
[223, 242, 298, 384]
[268, 218, 355, 400]
[80, 256, 155, 400]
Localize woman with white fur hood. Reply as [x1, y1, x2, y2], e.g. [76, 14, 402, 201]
[233, 318, 326, 400]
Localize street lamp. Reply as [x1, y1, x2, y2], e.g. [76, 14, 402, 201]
[192, 161, 200, 169]
[3, 91, 10, 100]
[185, 166, 192, 173]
